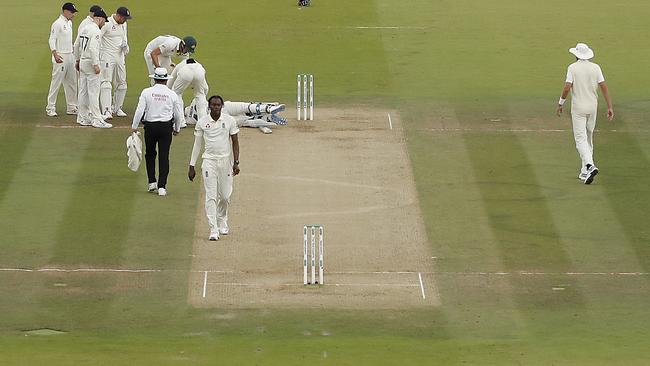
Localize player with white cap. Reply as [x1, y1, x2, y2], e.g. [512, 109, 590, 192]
[74, 8, 112, 128]
[99, 6, 131, 120]
[45, 2, 79, 117]
[556, 42, 614, 185]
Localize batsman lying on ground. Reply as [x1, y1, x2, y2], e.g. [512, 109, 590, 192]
[185, 99, 287, 134]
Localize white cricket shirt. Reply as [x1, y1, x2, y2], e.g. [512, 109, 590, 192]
[193, 113, 239, 162]
[76, 22, 101, 65]
[168, 59, 208, 93]
[145, 36, 181, 58]
[132, 84, 184, 131]
[48, 15, 73, 54]
[565, 60, 605, 113]
[101, 15, 128, 62]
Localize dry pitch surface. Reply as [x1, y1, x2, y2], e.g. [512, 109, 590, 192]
[189, 108, 439, 309]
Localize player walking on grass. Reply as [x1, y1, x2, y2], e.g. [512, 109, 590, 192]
[188, 95, 240, 241]
[46, 2, 78, 117]
[74, 9, 112, 128]
[132, 68, 184, 197]
[556, 42, 614, 185]
[100, 7, 131, 120]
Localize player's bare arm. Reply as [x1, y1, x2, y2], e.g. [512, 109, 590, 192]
[231, 133, 240, 176]
[598, 81, 614, 121]
[556, 82, 572, 117]
[150, 47, 162, 67]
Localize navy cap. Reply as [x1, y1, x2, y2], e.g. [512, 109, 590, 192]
[93, 8, 108, 20]
[116, 7, 132, 19]
[62, 2, 78, 13]
[89, 5, 102, 13]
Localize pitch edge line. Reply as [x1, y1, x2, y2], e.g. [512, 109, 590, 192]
[0, 268, 163, 273]
[418, 272, 426, 300]
[202, 271, 208, 298]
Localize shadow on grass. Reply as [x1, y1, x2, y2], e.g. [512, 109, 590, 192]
[452, 100, 586, 314]
[597, 122, 650, 273]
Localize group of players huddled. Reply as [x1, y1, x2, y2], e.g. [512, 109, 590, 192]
[47, 2, 287, 133]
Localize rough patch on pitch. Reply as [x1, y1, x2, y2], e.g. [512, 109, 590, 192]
[188, 107, 439, 309]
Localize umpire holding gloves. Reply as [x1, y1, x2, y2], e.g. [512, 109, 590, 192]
[132, 67, 183, 196]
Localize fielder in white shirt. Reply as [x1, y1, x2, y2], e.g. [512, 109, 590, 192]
[131, 68, 184, 197]
[74, 9, 111, 128]
[556, 42, 614, 185]
[167, 58, 209, 128]
[144, 35, 197, 80]
[45, 2, 78, 117]
[188, 95, 240, 241]
[76, 5, 103, 39]
[100, 7, 131, 120]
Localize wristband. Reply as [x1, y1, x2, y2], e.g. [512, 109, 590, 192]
[558, 97, 566, 106]
[234, 160, 239, 165]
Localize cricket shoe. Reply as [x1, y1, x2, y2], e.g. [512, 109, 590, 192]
[268, 113, 287, 125]
[115, 109, 127, 117]
[46, 111, 58, 117]
[584, 164, 599, 185]
[158, 188, 167, 196]
[103, 111, 113, 120]
[578, 172, 588, 181]
[66, 109, 78, 115]
[92, 120, 113, 129]
[209, 231, 219, 241]
[259, 126, 273, 134]
[78, 117, 92, 126]
[148, 182, 157, 192]
[219, 227, 229, 235]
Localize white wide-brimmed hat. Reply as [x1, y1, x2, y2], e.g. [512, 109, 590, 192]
[149, 67, 171, 80]
[569, 43, 594, 60]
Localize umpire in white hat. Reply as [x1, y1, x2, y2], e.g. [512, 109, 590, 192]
[131, 67, 184, 196]
[556, 42, 614, 185]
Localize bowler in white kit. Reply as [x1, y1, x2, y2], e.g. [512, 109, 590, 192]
[188, 95, 240, 241]
[556, 42, 614, 185]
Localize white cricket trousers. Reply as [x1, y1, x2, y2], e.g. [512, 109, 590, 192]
[202, 157, 234, 231]
[571, 109, 597, 168]
[171, 67, 209, 123]
[100, 60, 127, 115]
[78, 62, 102, 123]
[46, 52, 78, 114]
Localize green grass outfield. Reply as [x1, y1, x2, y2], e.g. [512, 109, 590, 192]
[1, 0, 649, 364]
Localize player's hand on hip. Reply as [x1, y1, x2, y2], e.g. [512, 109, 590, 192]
[188, 166, 196, 181]
[54, 54, 63, 63]
[93, 65, 100, 74]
